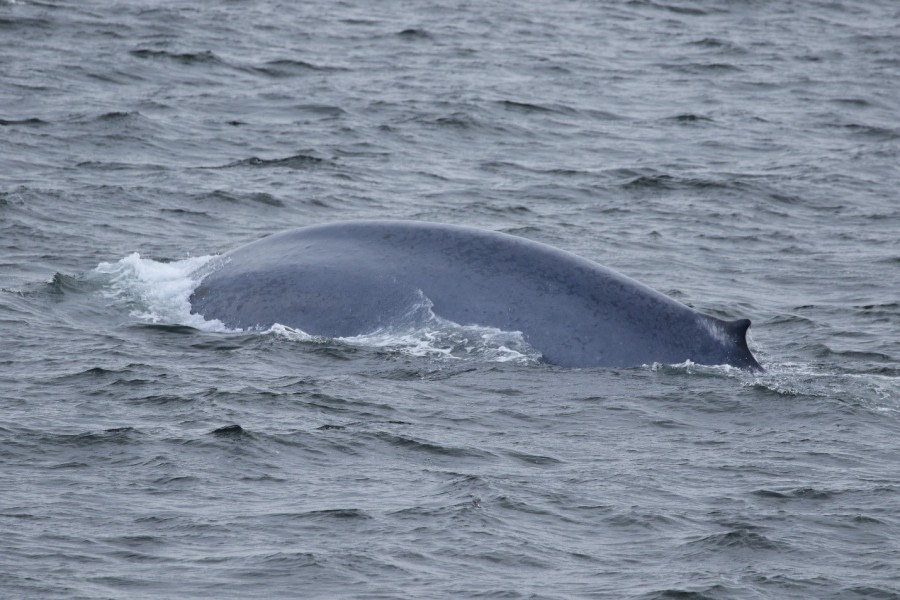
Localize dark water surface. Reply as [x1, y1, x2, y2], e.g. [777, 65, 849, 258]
[2, 0, 899, 598]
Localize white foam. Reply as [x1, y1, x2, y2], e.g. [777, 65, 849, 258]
[648, 360, 752, 380]
[342, 291, 539, 363]
[265, 296, 541, 364]
[344, 318, 539, 363]
[92, 252, 229, 331]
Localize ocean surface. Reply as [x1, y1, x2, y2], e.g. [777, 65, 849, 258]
[2, 0, 899, 597]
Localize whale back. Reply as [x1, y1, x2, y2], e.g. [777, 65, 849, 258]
[190, 221, 762, 370]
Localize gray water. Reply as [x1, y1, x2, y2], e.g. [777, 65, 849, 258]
[2, 0, 899, 598]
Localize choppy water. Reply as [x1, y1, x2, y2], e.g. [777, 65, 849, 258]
[2, 0, 899, 598]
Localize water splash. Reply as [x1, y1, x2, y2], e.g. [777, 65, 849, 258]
[91, 252, 228, 331]
[265, 295, 540, 364]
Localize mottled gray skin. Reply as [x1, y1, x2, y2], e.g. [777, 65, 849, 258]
[190, 220, 762, 370]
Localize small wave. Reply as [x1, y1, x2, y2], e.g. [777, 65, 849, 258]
[606, 510, 676, 531]
[621, 172, 745, 192]
[215, 153, 330, 169]
[271, 508, 372, 521]
[129, 48, 225, 66]
[660, 61, 742, 74]
[504, 450, 562, 466]
[809, 344, 893, 363]
[74, 161, 165, 170]
[294, 104, 348, 117]
[835, 123, 900, 142]
[498, 100, 574, 115]
[211, 424, 249, 438]
[666, 113, 713, 123]
[654, 3, 709, 16]
[248, 59, 343, 78]
[369, 431, 495, 459]
[397, 28, 431, 39]
[47, 427, 142, 448]
[196, 189, 285, 207]
[424, 112, 480, 130]
[752, 487, 833, 500]
[687, 37, 747, 54]
[0, 14, 50, 28]
[96, 111, 141, 121]
[0, 117, 47, 127]
[830, 97, 876, 108]
[687, 529, 787, 551]
[854, 301, 899, 314]
[743, 361, 900, 412]
[840, 586, 900, 599]
[642, 585, 732, 600]
[53, 365, 150, 385]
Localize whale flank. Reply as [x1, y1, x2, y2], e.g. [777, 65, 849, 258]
[189, 220, 763, 370]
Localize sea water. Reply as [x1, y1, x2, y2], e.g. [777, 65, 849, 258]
[1, 1, 898, 597]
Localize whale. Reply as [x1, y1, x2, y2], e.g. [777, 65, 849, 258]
[189, 220, 763, 370]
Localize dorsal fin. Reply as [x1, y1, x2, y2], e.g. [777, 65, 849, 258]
[724, 318, 751, 342]
[723, 318, 763, 371]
